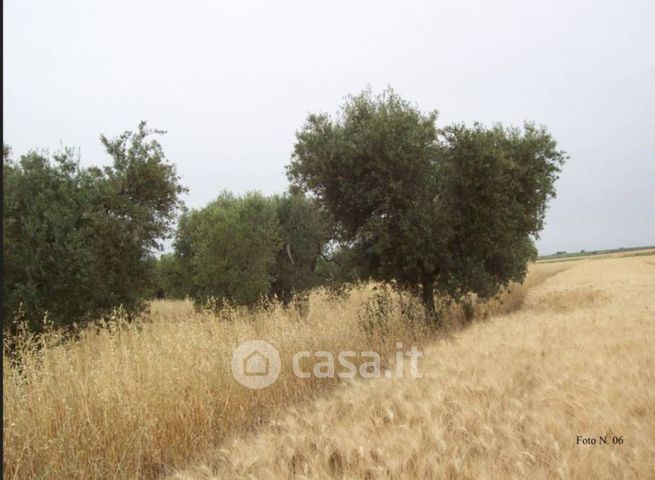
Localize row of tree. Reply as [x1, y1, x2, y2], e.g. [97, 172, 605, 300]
[3, 88, 565, 331]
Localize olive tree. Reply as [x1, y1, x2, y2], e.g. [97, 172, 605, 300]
[3, 123, 185, 331]
[177, 192, 281, 307]
[268, 193, 333, 304]
[172, 191, 336, 308]
[288, 88, 565, 322]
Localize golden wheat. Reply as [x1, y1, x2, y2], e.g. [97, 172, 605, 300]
[3, 260, 627, 479]
[169, 256, 655, 479]
[2, 277, 521, 479]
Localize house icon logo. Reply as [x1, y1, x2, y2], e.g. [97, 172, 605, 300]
[231, 340, 281, 389]
[243, 350, 269, 376]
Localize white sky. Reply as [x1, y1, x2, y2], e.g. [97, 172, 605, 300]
[4, 0, 654, 255]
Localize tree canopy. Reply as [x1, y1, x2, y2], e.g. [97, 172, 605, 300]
[288, 88, 566, 320]
[177, 192, 282, 306]
[168, 191, 335, 308]
[3, 122, 185, 330]
[268, 193, 334, 304]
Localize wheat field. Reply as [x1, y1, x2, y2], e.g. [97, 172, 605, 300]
[3, 255, 654, 479]
[170, 255, 655, 479]
[2, 271, 532, 479]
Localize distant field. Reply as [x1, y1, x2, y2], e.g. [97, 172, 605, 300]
[538, 245, 655, 263]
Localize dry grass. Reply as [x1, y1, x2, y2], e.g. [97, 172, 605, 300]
[169, 256, 655, 480]
[2, 268, 553, 480]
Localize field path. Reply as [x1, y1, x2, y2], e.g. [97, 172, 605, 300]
[174, 256, 655, 479]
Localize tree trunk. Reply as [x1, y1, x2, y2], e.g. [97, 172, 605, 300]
[421, 276, 440, 327]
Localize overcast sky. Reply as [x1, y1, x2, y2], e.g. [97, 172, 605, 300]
[4, 0, 654, 255]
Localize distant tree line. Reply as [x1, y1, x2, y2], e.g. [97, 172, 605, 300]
[3, 88, 565, 331]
